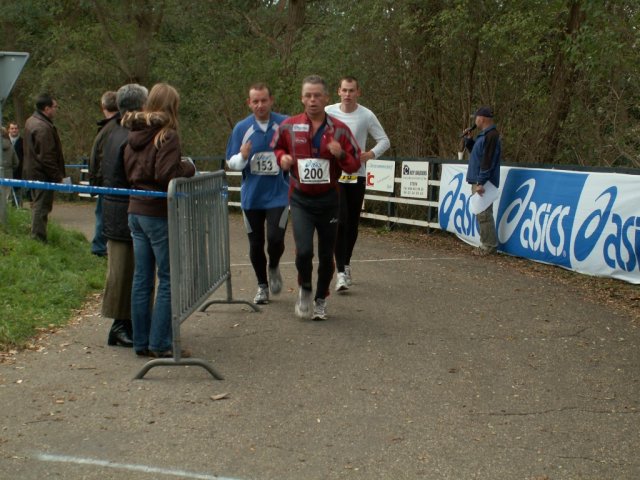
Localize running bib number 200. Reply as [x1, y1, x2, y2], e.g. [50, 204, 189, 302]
[297, 158, 330, 184]
[250, 152, 279, 175]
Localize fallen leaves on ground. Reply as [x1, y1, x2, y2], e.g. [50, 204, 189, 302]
[211, 392, 230, 401]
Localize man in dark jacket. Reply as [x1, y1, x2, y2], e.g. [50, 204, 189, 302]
[23, 94, 65, 242]
[1, 127, 19, 207]
[8, 122, 24, 206]
[8, 122, 23, 177]
[463, 106, 502, 255]
[89, 91, 120, 257]
[100, 83, 148, 348]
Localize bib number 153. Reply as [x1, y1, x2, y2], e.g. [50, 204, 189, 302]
[250, 152, 279, 175]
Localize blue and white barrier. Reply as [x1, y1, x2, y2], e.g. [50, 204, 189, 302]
[0, 178, 167, 198]
[439, 164, 640, 284]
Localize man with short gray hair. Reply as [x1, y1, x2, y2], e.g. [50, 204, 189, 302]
[100, 84, 148, 348]
[271, 75, 360, 321]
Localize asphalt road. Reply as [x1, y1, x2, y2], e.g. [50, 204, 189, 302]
[0, 201, 638, 480]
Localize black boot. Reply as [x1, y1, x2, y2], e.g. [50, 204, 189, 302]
[107, 319, 133, 347]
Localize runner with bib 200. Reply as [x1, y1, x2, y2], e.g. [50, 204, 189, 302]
[271, 75, 360, 321]
[226, 83, 289, 305]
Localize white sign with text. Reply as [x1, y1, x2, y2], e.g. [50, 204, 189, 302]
[365, 160, 395, 193]
[400, 161, 429, 199]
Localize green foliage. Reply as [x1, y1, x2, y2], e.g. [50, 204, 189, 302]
[1, 0, 639, 167]
[0, 208, 106, 349]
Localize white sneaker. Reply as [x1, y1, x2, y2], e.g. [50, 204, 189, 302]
[335, 272, 349, 292]
[253, 285, 269, 305]
[344, 265, 353, 287]
[295, 288, 312, 318]
[312, 298, 327, 321]
[268, 266, 283, 295]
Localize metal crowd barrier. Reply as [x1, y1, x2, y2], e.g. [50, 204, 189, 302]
[134, 171, 258, 381]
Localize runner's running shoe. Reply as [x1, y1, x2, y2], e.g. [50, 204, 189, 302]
[269, 266, 283, 295]
[335, 272, 349, 292]
[295, 288, 313, 318]
[254, 285, 269, 305]
[344, 265, 353, 287]
[312, 298, 327, 321]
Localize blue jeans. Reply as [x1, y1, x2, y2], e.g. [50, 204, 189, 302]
[91, 196, 107, 256]
[128, 214, 172, 352]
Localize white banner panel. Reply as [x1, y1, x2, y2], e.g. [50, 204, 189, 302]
[400, 161, 429, 199]
[438, 164, 640, 284]
[569, 172, 640, 282]
[365, 160, 395, 193]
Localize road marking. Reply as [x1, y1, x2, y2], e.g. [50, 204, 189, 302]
[351, 257, 460, 263]
[35, 453, 245, 480]
[232, 257, 459, 267]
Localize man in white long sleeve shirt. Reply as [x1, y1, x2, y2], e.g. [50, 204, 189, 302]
[325, 76, 390, 292]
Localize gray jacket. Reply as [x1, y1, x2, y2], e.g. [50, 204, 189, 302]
[1, 137, 19, 178]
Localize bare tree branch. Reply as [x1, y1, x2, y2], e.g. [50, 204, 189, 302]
[91, 0, 134, 79]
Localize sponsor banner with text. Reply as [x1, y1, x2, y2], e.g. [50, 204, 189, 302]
[365, 160, 395, 193]
[438, 164, 640, 284]
[400, 161, 429, 199]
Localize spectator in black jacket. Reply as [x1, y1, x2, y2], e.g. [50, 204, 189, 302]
[8, 122, 23, 176]
[8, 122, 25, 205]
[100, 83, 148, 348]
[2, 127, 19, 205]
[88, 91, 120, 257]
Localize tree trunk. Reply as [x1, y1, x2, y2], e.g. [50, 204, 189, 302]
[538, 1, 584, 163]
[91, 0, 164, 85]
[281, 0, 306, 78]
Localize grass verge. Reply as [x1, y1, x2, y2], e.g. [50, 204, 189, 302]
[0, 207, 106, 350]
